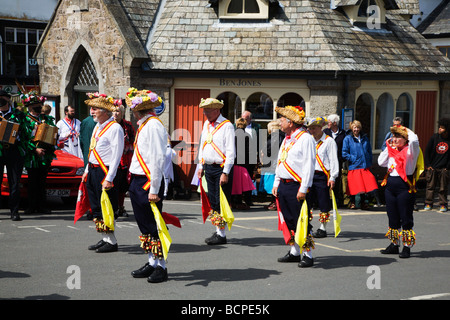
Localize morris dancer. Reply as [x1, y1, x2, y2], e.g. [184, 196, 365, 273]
[126, 88, 169, 283]
[82, 93, 124, 253]
[272, 106, 316, 268]
[378, 125, 420, 258]
[21, 91, 56, 215]
[306, 117, 339, 238]
[56, 105, 83, 159]
[0, 90, 28, 221]
[197, 98, 235, 245]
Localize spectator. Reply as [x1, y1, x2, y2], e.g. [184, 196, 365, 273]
[113, 104, 136, 217]
[260, 120, 284, 210]
[323, 114, 346, 207]
[232, 117, 256, 210]
[342, 120, 378, 209]
[80, 107, 97, 167]
[423, 118, 450, 212]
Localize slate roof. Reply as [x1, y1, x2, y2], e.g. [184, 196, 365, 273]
[144, 0, 450, 74]
[417, 0, 450, 37]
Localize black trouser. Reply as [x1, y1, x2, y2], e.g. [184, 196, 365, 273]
[306, 171, 331, 213]
[385, 175, 415, 230]
[278, 179, 312, 233]
[204, 164, 233, 212]
[86, 165, 118, 219]
[129, 175, 164, 237]
[27, 164, 50, 211]
[0, 145, 24, 215]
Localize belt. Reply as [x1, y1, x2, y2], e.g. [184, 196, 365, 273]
[89, 163, 104, 169]
[280, 178, 298, 184]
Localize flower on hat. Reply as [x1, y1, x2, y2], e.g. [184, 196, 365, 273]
[127, 89, 162, 109]
[285, 106, 305, 120]
[20, 90, 46, 105]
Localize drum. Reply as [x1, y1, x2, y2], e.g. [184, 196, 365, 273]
[33, 123, 58, 146]
[0, 118, 20, 144]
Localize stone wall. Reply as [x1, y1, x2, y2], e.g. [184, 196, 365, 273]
[36, 0, 131, 118]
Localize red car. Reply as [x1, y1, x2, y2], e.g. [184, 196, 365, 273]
[1, 149, 85, 204]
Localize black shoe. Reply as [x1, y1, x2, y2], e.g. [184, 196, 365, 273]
[313, 229, 327, 238]
[147, 266, 168, 283]
[298, 255, 314, 268]
[88, 240, 106, 250]
[380, 243, 399, 254]
[11, 213, 21, 221]
[96, 242, 118, 253]
[399, 246, 411, 258]
[131, 263, 155, 278]
[205, 233, 227, 245]
[24, 207, 36, 215]
[277, 251, 301, 263]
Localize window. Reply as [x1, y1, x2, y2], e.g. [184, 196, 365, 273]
[358, 0, 377, 17]
[396, 93, 413, 129]
[245, 92, 273, 120]
[355, 93, 374, 141]
[341, 0, 385, 26]
[219, 0, 269, 20]
[438, 46, 449, 58]
[277, 92, 305, 111]
[3, 27, 43, 77]
[216, 91, 242, 122]
[375, 93, 394, 149]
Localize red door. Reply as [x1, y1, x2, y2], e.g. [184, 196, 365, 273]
[415, 91, 437, 150]
[173, 89, 210, 189]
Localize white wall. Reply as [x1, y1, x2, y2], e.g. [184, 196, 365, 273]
[0, 0, 58, 22]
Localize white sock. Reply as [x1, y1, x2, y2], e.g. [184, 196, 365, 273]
[157, 258, 166, 270]
[103, 232, 117, 245]
[290, 243, 300, 256]
[319, 222, 327, 231]
[216, 226, 226, 238]
[148, 254, 157, 267]
[303, 250, 313, 259]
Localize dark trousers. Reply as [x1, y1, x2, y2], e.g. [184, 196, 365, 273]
[385, 175, 415, 230]
[306, 172, 331, 213]
[27, 164, 50, 211]
[278, 180, 312, 233]
[0, 146, 24, 215]
[86, 166, 118, 219]
[425, 168, 449, 206]
[204, 164, 233, 212]
[129, 175, 164, 237]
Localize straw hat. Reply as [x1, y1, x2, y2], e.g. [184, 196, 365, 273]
[199, 98, 224, 109]
[306, 116, 327, 127]
[125, 88, 162, 111]
[275, 105, 305, 125]
[85, 92, 121, 112]
[390, 125, 409, 140]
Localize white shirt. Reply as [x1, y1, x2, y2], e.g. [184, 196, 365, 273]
[85, 117, 124, 183]
[198, 114, 236, 174]
[314, 133, 339, 182]
[129, 114, 168, 194]
[274, 127, 316, 194]
[56, 117, 83, 159]
[378, 129, 420, 177]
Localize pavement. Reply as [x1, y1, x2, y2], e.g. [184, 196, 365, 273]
[0, 195, 449, 305]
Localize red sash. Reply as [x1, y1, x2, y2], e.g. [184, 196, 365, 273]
[88, 120, 116, 184]
[277, 130, 306, 183]
[134, 115, 163, 191]
[315, 136, 331, 181]
[201, 120, 230, 167]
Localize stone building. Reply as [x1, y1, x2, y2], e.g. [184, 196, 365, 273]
[35, 0, 450, 186]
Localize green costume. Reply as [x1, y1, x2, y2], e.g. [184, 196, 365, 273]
[22, 112, 56, 168]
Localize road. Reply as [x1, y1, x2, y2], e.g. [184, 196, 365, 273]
[1, 196, 449, 306]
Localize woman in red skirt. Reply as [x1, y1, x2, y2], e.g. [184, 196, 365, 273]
[342, 120, 378, 209]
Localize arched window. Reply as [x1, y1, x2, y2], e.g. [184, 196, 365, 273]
[277, 92, 305, 112]
[355, 93, 374, 139]
[358, 0, 378, 17]
[220, 0, 269, 19]
[216, 91, 242, 122]
[245, 92, 273, 120]
[396, 93, 413, 129]
[375, 93, 394, 149]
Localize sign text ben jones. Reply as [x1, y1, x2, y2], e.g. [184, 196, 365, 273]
[219, 78, 262, 87]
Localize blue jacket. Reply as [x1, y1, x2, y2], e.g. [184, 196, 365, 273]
[342, 133, 373, 170]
